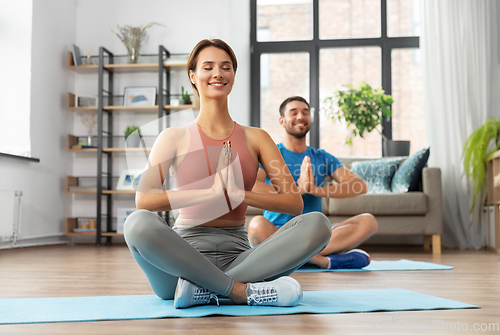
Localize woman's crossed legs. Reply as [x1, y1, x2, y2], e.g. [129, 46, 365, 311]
[124, 210, 331, 306]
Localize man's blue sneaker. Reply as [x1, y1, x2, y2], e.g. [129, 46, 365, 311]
[327, 249, 371, 269]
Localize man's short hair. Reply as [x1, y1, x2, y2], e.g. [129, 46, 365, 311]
[279, 96, 310, 116]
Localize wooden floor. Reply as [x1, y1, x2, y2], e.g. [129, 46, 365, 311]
[0, 244, 499, 335]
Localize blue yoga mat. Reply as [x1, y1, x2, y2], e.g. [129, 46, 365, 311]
[0, 288, 477, 324]
[295, 259, 453, 272]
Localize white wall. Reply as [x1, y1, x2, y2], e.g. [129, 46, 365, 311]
[0, 0, 77, 247]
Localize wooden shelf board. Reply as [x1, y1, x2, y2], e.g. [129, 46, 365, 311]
[103, 148, 152, 152]
[102, 190, 136, 194]
[67, 190, 136, 194]
[485, 202, 500, 206]
[68, 148, 98, 152]
[164, 61, 188, 69]
[487, 150, 500, 162]
[104, 63, 159, 73]
[68, 65, 99, 73]
[68, 106, 98, 111]
[103, 106, 158, 112]
[103, 105, 193, 112]
[68, 58, 187, 74]
[65, 232, 124, 237]
[101, 232, 124, 237]
[67, 147, 151, 153]
[166, 104, 194, 110]
[65, 232, 96, 236]
[67, 190, 97, 194]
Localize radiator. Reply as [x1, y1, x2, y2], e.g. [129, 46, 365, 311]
[0, 190, 22, 243]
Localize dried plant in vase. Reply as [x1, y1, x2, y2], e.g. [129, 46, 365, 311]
[113, 22, 163, 64]
[77, 110, 97, 146]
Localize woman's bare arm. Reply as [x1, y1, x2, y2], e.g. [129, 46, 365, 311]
[135, 127, 222, 211]
[242, 128, 303, 216]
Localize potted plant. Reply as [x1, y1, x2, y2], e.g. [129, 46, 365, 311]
[463, 117, 500, 212]
[323, 82, 408, 156]
[180, 86, 192, 105]
[124, 125, 141, 148]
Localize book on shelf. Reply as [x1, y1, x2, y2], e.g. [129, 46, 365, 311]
[74, 228, 96, 232]
[72, 44, 82, 66]
[73, 228, 96, 235]
[72, 144, 97, 149]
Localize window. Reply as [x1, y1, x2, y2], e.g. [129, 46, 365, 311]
[260, 53, 310, 145]
[319, 0, 381, 39]
[257, 0, 313, 42]
[0, 1, 33, 157]
[391, 48, 425, 155]
[251, 0, 426, 157]
[320, 47, 381, 157]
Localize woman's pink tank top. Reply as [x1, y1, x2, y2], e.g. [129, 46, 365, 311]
[173, 121, 258, 221]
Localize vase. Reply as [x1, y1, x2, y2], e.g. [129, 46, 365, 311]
[127, 46, 139, 64]
[126, 134, 140, 148]
[383, 140, 410, 157]
[87, 129, 94, 146]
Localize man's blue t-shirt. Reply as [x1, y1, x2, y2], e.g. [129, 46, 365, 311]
[262, 143, 343, 227]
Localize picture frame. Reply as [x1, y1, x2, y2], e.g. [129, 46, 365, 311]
[72, 44, 82, 66]
[123, 86, 157, 107]
[116, 169, 143, 191]
[75, 95, 98, 107]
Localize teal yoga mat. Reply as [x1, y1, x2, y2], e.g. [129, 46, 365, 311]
[295, 259, 453, 272]
[0, 289, 477, 324]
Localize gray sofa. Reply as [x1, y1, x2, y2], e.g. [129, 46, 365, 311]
[245, 157, 443, 255]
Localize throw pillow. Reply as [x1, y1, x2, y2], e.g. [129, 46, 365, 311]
[391, 147, 430, 193]
[351, 158, 403, 193]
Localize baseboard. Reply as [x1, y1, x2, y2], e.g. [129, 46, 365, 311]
[0, 234, 67, 250]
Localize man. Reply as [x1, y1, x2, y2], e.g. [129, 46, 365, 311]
[248, 96, 378, 269]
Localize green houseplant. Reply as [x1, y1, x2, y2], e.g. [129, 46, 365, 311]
[463, 117, 500, 212]
[180, 86, 192, 105]
[124, 125, 141, 147]
[323, 81, 393, 146]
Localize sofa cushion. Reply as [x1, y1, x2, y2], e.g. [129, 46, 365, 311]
[351, 158, 403, 193]
[246, 206, 264, 216]
[327, 192, 428, 216]
[392, 147, 430, 193]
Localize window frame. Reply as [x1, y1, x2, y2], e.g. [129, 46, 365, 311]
[250, 0, 419, 151]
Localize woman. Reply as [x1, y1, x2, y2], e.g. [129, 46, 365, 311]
[124, 39, 332, 309]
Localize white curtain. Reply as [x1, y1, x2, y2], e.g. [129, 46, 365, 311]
[421, 0, 499, 249]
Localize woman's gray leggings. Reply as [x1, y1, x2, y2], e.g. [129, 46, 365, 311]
[124, 210, 332, 300]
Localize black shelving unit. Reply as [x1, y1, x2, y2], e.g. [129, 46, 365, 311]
[94, 45, 172, 246]
[67, 45, 193, 245]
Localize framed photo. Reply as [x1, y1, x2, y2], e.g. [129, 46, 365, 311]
[123, 87, 157, 107]
[72, 44, 82, 66]
[75, 95, 98, 107]
[116, 169, 143, 191]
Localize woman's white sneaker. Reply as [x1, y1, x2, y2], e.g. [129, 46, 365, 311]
[174, 277, 218, 309]
[246, 276, 303, 307]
